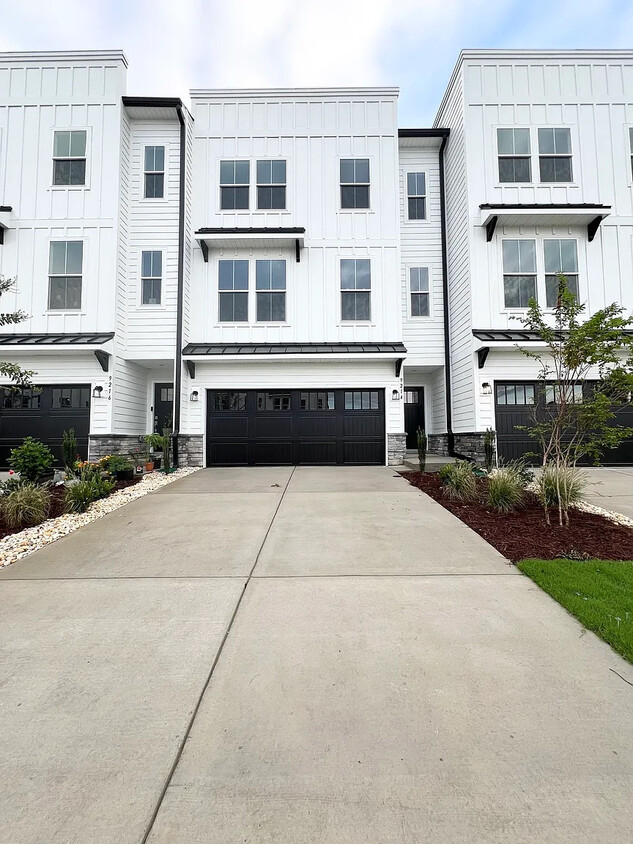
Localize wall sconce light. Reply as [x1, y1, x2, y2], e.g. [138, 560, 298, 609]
[481, 382, 492, 395]
[392, 389, 401, 401]
[190, 390, 199, 402]
[92, 385, 104, 399]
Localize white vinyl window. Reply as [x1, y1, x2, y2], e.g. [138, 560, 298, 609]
[220, 160, 249, 209]
[340, 159, 370, 209]
[502, 240, 537, 308]
[53, 130, 86, 186]
[406, 172, 427, 220]
[48, 241, 83, 309]
[538, 128, 573, 182]
[144, 146, 165, 198]
[629, 128, 633, 180]
[341, 259, 371, 321]
[218, 259, 249, 321]
[141, 251, 162, 305]
[544, 240, 579, 307]
[257, 160, 286, 209]
[409, 267, 430, 316]
[256, 260, 286, 321]
[497, 128, 531, 183]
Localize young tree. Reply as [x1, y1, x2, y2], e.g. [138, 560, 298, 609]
[0, 275, 34, 387]
[518, 276, 633, 467]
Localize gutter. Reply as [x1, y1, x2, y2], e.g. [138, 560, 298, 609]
[438, 130, 471, 462]
[172, 104, 187, 467]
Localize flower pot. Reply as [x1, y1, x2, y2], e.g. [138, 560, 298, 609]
[145, 461, 154, 472]
[115, 468, 134, 481]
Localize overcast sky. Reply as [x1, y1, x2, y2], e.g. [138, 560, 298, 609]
[2, 0, 632, 124]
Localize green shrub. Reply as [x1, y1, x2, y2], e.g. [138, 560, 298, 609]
[62, 428, 78, 472]
[487, 468, 525, 512]
[416, 427, 427, 472]
[439, 460, 478, 501]
[2, 483, 50, 528]
[8, 437, 54, 482]
[483, 428, 496, 472]
[65, 475, 115, 514]
[144, 433, 164, 451]
[502, 458, 534, 488]
[537, 464, 586, 509]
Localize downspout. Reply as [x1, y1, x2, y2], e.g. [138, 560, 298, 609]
[438, 131, 471, 462]
[172, 104, 186, 467]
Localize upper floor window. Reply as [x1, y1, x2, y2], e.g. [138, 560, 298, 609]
[409, 267, 430, 316]
[538, 128, 572, 182]
[341, 258, 371, 321]
[220, 160, 249, 209]
[406, 173, 427, 219]
[257, 160, 286, 209]
[502, 240, 536, 309]
[218, 259, 248, 321]
[53, 130, 86, 186]
[256, 260, 286, 322]
[629, 128, 633, 179]
[144, 146, 165, 198]
[497, 128, 531, 183]
[48, 241, 83, 310]
[340, 159, 369, 209]
[544, 240, 579, 307]
[141, 250, 162, 305]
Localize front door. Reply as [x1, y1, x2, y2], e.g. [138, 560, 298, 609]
[153, 382, 173, 434]
[404, 388, 425, 450]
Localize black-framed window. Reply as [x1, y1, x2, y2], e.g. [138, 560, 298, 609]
[544, 240, 579, 307]
[220, 160, 249, 209]
[497, 128, 531, 183]
[410, 267, 430, 316]
[630, 127, 633, 180]
[53, 130, 86, 186]
[48, 241, 83, 310]
[545, 384, 583, 405]
[257, 392, 291, 411]
[340, 159, 370, 209]
[2, 387, 41, 409]
[144, 146, 165, 198]
[256, 260, 286, 322]
[502, 240, 537, 308]
[300, 391, 334, 411]
[538, 128, 572, 182]
[212, 392, 247, 411]
[344, 391, 379, 410]
[141, 250, 162, 305]
[407, 172, 427, 219]
[496, 384, 536, 405]
[218, 260, 248, 322]
[257, 160, 286, 209]
[341, 258, 371, 321]
[51, 386, 90, 409]
[160, 387, 174, 402]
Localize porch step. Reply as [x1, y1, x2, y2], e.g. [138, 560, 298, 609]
[399, 452, 456, 473]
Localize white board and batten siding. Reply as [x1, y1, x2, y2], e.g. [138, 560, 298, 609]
[187, 89, 403, 347]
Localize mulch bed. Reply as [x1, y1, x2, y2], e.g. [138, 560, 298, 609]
[0, 477, 141, 543]
[403, 471, 633, 562]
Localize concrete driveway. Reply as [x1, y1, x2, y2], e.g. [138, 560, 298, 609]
[1, 467, 632, 842]
[582, 466, 633, 520]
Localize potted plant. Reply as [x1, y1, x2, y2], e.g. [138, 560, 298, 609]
[106, 454, 134, 481]
[144, 433, 164, 471]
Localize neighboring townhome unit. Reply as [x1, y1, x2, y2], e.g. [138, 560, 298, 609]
[435, 49, 633, 464]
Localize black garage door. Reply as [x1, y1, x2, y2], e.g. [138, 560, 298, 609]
[495, 381, 633, 465]
[0, 385, 91, 468]
[207, 389, 385, 466]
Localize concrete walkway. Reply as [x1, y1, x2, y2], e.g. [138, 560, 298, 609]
[582, 466, 633, 520]
[1, 467, 632, 842]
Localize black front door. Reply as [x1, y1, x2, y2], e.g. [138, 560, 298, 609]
[153, 383, 173, 434]
[404, 388, 425, 449]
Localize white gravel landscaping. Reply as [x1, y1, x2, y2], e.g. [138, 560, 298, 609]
[574, 499, 633, 528]
[0, 467, 201, 569]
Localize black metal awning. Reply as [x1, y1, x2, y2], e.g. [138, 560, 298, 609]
[478, 203, 611, 243]
[473, 329, 633, 342]
[0, 332, 114, 345]
[194, 227, 306, 262]
[183, 342, 407, 356]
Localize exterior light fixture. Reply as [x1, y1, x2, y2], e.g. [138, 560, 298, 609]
[392, 389, 400, 401]
[92, 385, 104, 398]
[190, 390, 199, 402]
[481, 382, 492, 395]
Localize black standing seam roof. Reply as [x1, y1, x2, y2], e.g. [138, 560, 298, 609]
[0, 206, 12, 212]
[195, 227, 306, 235]
[0, 333, 114, 345]
[479, 203, 610, 210]
[473, 329, 633, 342]
[182, 342, 407, 356]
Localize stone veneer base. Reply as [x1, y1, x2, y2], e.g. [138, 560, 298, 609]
[387, 433, 407, 466]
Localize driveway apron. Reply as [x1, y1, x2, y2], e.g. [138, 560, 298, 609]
[1, 466, 632, 843]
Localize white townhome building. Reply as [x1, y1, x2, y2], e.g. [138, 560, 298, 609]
[0, 48, 632, 468]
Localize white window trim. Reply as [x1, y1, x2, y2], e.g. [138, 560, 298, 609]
[537, 126, 575, 185]
[406, 265, 432, 319]
[219, 159, 251, 212]
[139, 249, 165, 308]
[50, 127, 91, 191]
[141, 143, 169, 202]
[492, 126, 579, 188]
[500, 235, 582, 314]
[255, 258, 288, 324]
[339, 157, 372, 212]
[255, 160, 288, 212]
[494, 126, 533, 186]
[404, 170, 429, 224]
[45, 237, 86, 314]
[626, 125, 633, 186]
[339, 257, 372, 323]
[210, 257, 293, 327]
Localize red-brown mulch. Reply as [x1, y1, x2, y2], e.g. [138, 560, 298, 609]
[403, 471, 633, 563]
[0, 477, 141, 543]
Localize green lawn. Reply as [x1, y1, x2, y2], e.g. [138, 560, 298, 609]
[518, 559, 633, 665]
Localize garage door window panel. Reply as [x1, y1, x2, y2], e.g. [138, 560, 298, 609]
[212, 392, 247, 411]
[344, 391, 379, 410]
[2, 387, 41, 409]
[300, 392, 334, 411]
[257, 392, 291, 411]
[219, 260, 249, 322]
